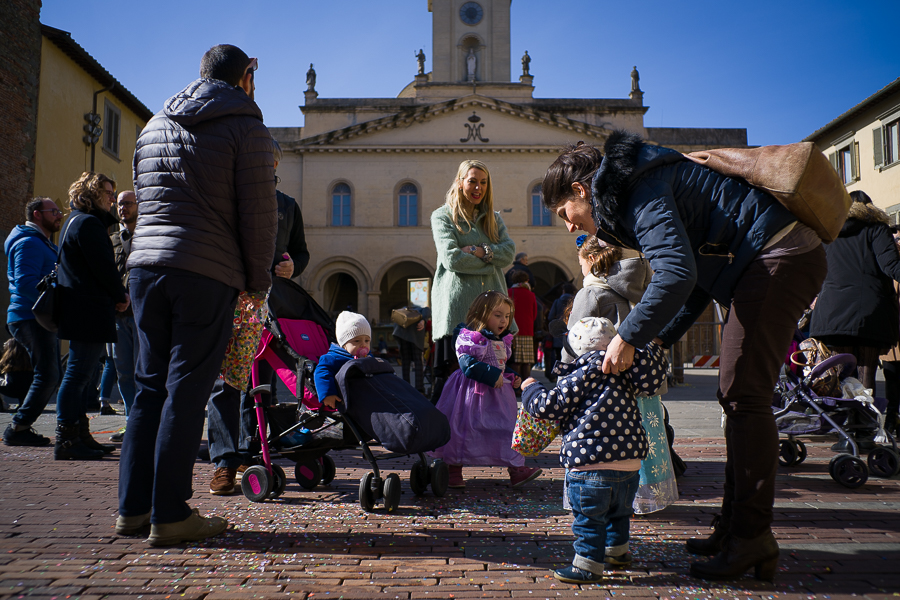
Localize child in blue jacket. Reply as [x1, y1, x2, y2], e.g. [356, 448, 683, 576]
[521, 316, 667, 584]
[314, 311, 371, 409]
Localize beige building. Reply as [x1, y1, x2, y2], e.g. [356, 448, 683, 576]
[272, 0, 746, 350]
[805, 77, 900, 220]
[35, 25, 153, 210]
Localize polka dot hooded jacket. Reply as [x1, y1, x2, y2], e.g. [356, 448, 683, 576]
[521, 343, 667, 469]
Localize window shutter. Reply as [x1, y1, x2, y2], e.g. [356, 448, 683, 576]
[828, 152, 838, 172]
[851, 142, 859, 181]
[873, 126, 884, 168]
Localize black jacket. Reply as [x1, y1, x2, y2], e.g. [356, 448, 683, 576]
[274, 189, 309, 276]
[810, 201, 900, 348]
[591, 132, 797, 347]
[57, 208, 127, 343]
[130, 78, 277, 292]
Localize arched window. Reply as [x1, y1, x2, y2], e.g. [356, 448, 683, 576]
[398, 183, 418, 227]
[530, 184, 551, 226]
[331, 183, 351, 226]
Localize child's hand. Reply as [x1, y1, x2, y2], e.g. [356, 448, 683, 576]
[323, 395, 342, 409]
[521, 377, 537, 390]
[513, 375, 522, 389]
[494, 373, 505, 388]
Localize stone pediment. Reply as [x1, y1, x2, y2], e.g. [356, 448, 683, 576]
[290, 95, 613, 152]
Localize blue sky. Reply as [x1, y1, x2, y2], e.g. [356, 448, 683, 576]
[41, 0, 898, 146]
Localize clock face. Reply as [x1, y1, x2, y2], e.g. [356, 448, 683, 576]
[459, 2, 483, 25]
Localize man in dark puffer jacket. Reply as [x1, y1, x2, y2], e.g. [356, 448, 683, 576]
[117, 44, 277, 547]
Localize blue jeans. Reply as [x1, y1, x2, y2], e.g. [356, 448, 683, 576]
[113, 315, 137, 416]
[118, 266, 238, 524]
[207, 362, 274, 468]
[8, 319, 60, 427]
[565, 469, 640, 574]
[99, 347, 117, 400]
[57, 341, 106, 425]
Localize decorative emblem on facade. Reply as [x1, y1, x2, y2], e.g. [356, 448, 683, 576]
[460, 112, 489, 143]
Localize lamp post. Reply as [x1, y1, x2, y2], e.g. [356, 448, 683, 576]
[83, 84, 114, 172]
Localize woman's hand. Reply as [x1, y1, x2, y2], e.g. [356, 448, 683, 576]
[602, 334, 635, 374]
[416, 320, 425, 331]
[463, 245, 485, 259]
[494, 373, 505, 388]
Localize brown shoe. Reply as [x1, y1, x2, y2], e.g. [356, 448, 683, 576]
[209, 467, 237, 495]
[147, 509, 228, 547]
[235, 464, 250, 483]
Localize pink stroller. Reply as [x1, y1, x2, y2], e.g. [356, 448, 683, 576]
[238, 279, 450, 510]
[238, 278, 350, 501]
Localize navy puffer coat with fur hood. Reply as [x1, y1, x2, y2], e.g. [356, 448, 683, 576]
[590, 132, 799, 347]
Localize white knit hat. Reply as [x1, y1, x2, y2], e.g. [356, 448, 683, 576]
[336, 311, 371, 347]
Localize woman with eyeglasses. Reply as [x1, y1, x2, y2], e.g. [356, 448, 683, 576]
[541, 132, 827, 582]
[54, 171, 129, 460]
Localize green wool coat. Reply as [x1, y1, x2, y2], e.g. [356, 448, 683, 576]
[430, 204, 516, 340]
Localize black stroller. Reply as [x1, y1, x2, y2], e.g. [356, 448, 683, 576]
[238, 279, 450, 511]
[773, 352, 900, 488]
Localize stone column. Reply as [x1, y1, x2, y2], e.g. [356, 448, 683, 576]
[366, 290, 381, 323]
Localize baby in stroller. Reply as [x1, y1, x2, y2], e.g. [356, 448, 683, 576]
[314, 311, 372, 409]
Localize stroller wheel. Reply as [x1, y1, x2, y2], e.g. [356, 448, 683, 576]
[829, 454, 868, 488]
[867, 446, 900, 478]
[409, 460, 429, 496]
[241, 465, 273, 502]
[321, 455, 337, 485]
[794, 440, 807, 465]
[383, 473, 402, 512]
[359, 472, 376, 512]
[429, 459, 449, 497]
[778, 439, 805, 466]
[270, 464, 287, 498]
[295, 460, 323, 491]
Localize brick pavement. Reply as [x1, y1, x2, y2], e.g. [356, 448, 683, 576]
[2, 371, 899, 599]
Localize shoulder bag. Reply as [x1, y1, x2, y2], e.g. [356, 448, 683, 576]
[683, 142, 852, 242]
[32, 214, 82, 332]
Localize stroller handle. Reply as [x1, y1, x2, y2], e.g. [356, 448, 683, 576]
[805, 353, 856, 383]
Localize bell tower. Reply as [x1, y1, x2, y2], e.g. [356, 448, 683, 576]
[429, 0, 511, 83]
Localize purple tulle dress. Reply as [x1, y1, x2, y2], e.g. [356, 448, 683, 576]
[432, 328, 525, 467]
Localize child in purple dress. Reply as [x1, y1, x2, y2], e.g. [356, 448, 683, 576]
[433, 290, 542, 488]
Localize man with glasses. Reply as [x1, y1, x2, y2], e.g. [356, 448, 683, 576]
[3, 198, 63, 446]
[118, 44, 277, 546]
[106, 191, 138, 442]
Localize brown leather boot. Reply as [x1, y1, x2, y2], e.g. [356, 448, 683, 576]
[689, 529, 779, 582]
[685, 513, 729, 556]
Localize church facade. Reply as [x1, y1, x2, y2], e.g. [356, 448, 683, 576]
[271, 0, 746, 351]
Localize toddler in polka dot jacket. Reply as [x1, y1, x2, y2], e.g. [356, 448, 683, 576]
[520, 317, 667, 582]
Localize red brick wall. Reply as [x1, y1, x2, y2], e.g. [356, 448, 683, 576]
[0, 0, 42, 234]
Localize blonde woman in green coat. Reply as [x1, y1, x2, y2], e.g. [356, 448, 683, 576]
[430, 159, 516, 401]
